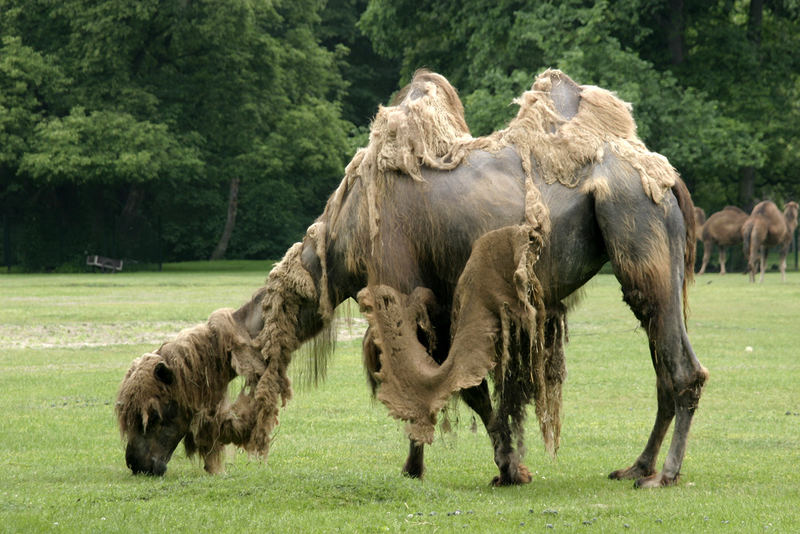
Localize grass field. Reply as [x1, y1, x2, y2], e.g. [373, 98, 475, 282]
[1, 265, 799, 532]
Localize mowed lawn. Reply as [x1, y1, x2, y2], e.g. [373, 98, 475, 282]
[1, 266, 798, 532]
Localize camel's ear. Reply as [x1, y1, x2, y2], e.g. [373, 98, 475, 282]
[154, 361, 175, 385]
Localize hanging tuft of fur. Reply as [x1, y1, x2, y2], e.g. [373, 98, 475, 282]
[327, 70, 476, 263]
[249, 222, 335, 456]
[357, 224, 561, 452]
[442, 69, 677, 206]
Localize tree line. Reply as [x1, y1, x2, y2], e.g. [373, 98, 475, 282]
[1, 0, 798, 271]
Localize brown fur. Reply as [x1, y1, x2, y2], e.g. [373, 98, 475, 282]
[357, 224, 560, 451]
[328, 70, 472, 258]
[116, 307, 265, 472]
[440, 69, 677, 204]
[319, 68, 693, 458]
[119, 68, 702, 484]
[742, 200, 799, 282]
[250, 222, 335, 455]
[697, 206, 748, 275]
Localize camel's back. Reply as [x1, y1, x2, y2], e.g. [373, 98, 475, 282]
[748, 201, 788, 245]
[703, 207, 747, 245]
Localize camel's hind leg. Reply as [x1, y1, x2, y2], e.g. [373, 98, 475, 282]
[593, 172, 708, 488]
[718, 247, 727, 275]
[402, 441, 425, 478]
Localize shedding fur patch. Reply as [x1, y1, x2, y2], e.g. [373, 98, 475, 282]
[326, 70, 473, 258]
[358, 224, 564, 453]
[250, 222, 335, 455]
[443, 70, 677, 206]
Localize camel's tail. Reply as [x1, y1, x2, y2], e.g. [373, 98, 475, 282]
[671, 177, 696, 325]
[741, 220, 752, 270]
[742, 219, 763, 274]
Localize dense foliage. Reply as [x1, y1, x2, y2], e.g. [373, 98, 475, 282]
[1, 0, 797, 270]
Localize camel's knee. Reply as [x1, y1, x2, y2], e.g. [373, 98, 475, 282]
[673, 364, 708, 414]
[621, 286, 660, 330]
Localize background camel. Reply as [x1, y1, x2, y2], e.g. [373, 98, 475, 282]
[697, 206, 748, 275]
[742, 200, 799, 282]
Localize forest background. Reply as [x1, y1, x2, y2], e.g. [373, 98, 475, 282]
[1, 0, 798, 271]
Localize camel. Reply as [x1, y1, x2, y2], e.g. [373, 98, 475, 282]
[697, 206, 749, 275]
[742, 200, 799, 282]
[118, 69, 707, 489]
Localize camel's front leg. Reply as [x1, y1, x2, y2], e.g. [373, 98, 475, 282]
[608, 376, 672, 482]
[697, 242, 711, 275]
[779, 245, 790, 282]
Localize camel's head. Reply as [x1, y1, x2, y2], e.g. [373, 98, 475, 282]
[116, 353, 191, 476]
[785, 201, 799, 225]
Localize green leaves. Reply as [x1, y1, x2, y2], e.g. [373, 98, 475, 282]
[1, 0, 355, 267]
[0, 36, 68, 168]
[21, 108, 203, 184]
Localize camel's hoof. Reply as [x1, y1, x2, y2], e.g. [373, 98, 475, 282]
[490, 464, 532, 486]
[402, 464, 424, 480]
[634, 472, 679, 489]
[608, 463, 655, 481]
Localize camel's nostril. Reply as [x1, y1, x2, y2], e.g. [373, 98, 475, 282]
[151, 458, 167, 477]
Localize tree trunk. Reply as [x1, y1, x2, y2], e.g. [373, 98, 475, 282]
[747, 0, 763, 45]
[667, 0, 686, 65]
[210, 176, 240, 260]
[738, 166, 755, 212]
[119, 186, 144, 232]
[737, 0, 763, 212]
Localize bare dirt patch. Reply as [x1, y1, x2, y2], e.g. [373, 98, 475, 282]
[0, 317, 367, 350]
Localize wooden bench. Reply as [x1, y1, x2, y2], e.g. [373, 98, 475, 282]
[86, 255, 123, 272]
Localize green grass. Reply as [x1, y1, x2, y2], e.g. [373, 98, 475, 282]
[1, 268, 799, 532]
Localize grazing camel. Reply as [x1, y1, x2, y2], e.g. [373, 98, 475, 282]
[741, 200, 799, 282]
[697, 206, 748, 275]
[118, 69, 707, 489]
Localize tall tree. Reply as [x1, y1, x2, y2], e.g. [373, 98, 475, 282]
[0, 0, 352, 268]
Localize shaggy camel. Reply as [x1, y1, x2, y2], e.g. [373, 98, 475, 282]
[118, 69, 707, 489]
[697, 206, 748, 275]
[742, 200, 799, 282]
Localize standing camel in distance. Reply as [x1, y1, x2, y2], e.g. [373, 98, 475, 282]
[741, 200, 799, 282]
[697, 206, 748, 275]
